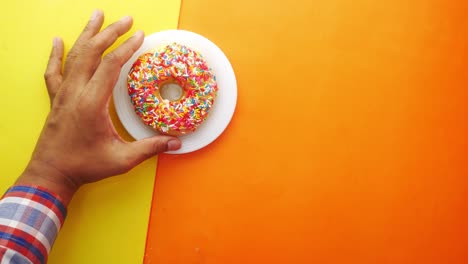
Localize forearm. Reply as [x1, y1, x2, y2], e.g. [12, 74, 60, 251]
[16, 159, 79, 206]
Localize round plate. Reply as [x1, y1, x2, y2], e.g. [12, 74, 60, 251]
[113, 30, 237, 154]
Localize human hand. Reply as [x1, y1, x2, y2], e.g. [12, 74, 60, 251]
[16, 10, 181, 205]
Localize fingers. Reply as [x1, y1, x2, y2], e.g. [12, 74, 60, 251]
[63, 10, 104, 77]
[88, 16, 133, 56]
[64, 15, 134, 84]
[44, 37, 64, 102]
[75, 10, 105, 48]
[123, 136, 182, 167]
[89, 30, 145, 104]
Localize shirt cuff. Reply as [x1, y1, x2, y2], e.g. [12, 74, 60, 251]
[0, 185, 67, 264]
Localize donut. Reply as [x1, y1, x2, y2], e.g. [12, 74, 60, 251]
[127, 43, 218, 136]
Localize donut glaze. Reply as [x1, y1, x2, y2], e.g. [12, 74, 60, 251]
[127, 43, 218, 135]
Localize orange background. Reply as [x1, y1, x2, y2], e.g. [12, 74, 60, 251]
[145, 0, 468, 263]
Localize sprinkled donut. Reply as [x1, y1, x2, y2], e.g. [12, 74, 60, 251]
[127, 43, 218, 136]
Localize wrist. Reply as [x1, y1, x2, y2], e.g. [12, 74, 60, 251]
[16, 159, 80, 206]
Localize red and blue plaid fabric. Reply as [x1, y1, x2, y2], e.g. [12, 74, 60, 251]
[0, 185, 67, 264]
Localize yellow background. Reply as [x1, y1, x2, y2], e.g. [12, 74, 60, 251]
[0, 1, 180, 263]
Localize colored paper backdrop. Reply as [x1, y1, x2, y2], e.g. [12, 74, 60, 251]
[1, 0, 467, 263]
[0, 1, 180, 263]
[144, 0, 468, 263]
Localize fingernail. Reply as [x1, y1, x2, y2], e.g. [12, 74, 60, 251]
[132, 30, 144, 37]
[90, 9, 100, 21]
[120, 15, 132, 23]
[167, 139, 181, 151]
[53, 37, 59, 47]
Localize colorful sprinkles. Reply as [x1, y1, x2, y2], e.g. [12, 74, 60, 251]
[127, 43, 218, 135]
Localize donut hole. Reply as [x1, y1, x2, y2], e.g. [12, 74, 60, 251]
[160, 82, 184, 101]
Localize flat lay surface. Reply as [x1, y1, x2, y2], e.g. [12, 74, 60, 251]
[0, 0, 467, 263]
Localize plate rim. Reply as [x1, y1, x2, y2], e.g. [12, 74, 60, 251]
[112, 29, 237, 154]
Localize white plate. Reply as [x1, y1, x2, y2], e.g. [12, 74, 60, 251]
[113, 30, 237, 154]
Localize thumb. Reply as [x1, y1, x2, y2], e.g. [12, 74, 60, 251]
[124, 136, 181, 165]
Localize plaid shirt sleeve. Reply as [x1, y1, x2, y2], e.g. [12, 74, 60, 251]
[0, 185, 67, 264]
